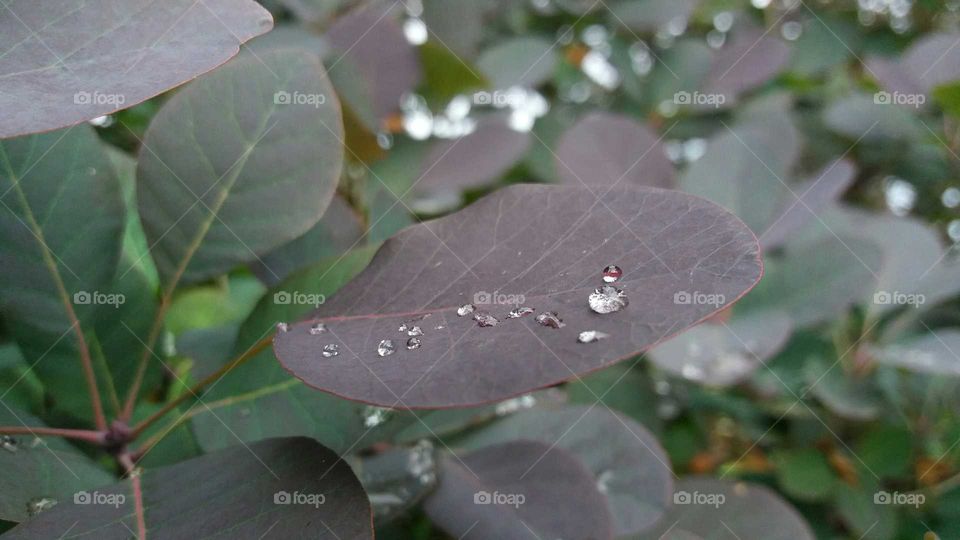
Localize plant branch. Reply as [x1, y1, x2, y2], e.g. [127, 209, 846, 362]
[0, 426, 106, 445]
[129, 334, 274, 439]
[119, 453, 147, 539]
[119, 295, 171, 422]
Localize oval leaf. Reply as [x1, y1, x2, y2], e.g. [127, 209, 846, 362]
[423, 440, 613, 540]
[0, 0, 273, 138]
[137, 49, 343, 287]
[4, 437, 373, 538]
[274, 184, 762, 408]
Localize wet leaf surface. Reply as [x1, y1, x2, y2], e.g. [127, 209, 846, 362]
[274, 184, 762, 408]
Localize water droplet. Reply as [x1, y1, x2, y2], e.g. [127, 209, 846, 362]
[435, 324, 445, 330]
[407, 337, 422, 350]
[378, 339, 396, 357]
[457, 303, 475, 317]
[507, 306, 536, 318]
[398, 323, 409, 333]
[588, 285, 629, 314]
[407, 325, 423, 337]
[276, 322, 289, 332]
[363, 406, 392, 428]
[596, 469, 615, 494]
[577, 331, 610, 343]
[602, 265, 623, 283]
[322, 344, 340, 358]
[535, 311, 565, 328]
[495, 394, 538, 415]
[26, 497, 57, 516]
[473, 312, 499, 327]
[1, 435, 17, 453]
[309, 322, 327, 335]
[681, 364, 704, 381]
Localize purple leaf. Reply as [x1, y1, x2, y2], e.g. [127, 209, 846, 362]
[701, 24, 791, 108]
[0, 0, 273, 139]
[273, 184, 762, 408]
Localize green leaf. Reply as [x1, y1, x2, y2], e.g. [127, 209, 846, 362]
[771, 449, 837, 502]
[137, 49, 344, 288]
[856, 425, 913, 478]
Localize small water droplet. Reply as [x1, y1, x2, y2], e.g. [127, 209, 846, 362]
[309, 322, 327, 335]
[435, 324, 445, 330]
[596, 470, 615, 494]
[276, 322, 289, 332]
[588, 285, 629, 314]
[378, 339, 396, 357]
[507, 306, 536, 318]
[322, 344, 340, 357]
[398, 323, 409, 333]
[407, 337, 422, 350]
[681, 364, 704, 381]
[1, 435, 17, 453]
[407, 325, 423, 336]
[363, 406, 391, 428]
[473, 312, 499, 327]
[535, 312, 565, 328]
[602, 265, 623, 283]
[26, 497, 57, 516]
[457, 303, 475, 317]
[577, 330, 610, 343]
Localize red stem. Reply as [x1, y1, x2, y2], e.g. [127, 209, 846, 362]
[119, 453, 147, 539]
[0, 426, 105, 444]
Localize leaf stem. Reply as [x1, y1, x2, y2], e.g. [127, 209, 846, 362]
[129, 334, 274, 439]
[119, 295, 171, 422]
[119, 453, 147, 539]
[0, 426, 106, 444]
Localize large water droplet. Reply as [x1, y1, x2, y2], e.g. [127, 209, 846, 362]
[535, 312, 565, 328]
[602, 265, 623, 283]
[1, 435, 17, 453]
[407, 337, 422, 350]
[681, 364, 704, 381]
[26, 497, 57, 516]
[577, 330, 610, 343]
[378, 339, 396, 357]
[322, 344, 340, 358]
[309, 322, 327, 335]
[457, 303, 475, 317]
[588, 285, 629, 314]
[276, 322, 289, 332]
[407, 325, 423, 337]
[473, 312, 499, 327]
[507, 306, 535, 318]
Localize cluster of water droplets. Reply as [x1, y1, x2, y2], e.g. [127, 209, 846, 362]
[1, 435, 17, 453]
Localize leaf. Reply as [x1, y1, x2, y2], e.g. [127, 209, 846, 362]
[423, 440, 613, 540]
[607, 0, 697, 34]
[856, 425, 913, 478]
[804, 357, 882, 421]
[278, 0, 349, 26]
[868, 330, 960, 377]
[137, 49, 343, 287]
[648, 311, 793, 387]
[273, 183, 763, 408]
[554, 111, 674, 188]
[0, 406, 113, 523]
[0, 0, 273, 139]
[456, 405, 673, 537]
[0, 126, 125, 419]
[700, 24, 791, 108]
[325, 2, 422, 132]
[822, 94, 924, 141]
[421, 0, 490, 60]
[770, 449, 837, 502]
[4, 437, 374, 538]
[476, 36, 557, 90]
[867, 32, 960, 100]
[640, 477, 815, 539]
